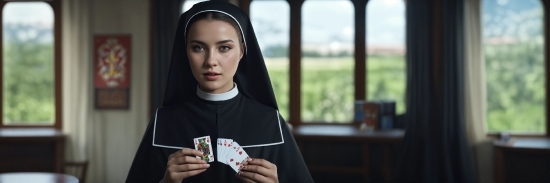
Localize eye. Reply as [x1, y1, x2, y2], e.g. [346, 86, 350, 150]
[191, 45, 204, 52]
[219, 45, 231, 52]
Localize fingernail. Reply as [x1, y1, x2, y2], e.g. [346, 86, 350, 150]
[206, 164, 210, 167]
[247, 158, 252, 161]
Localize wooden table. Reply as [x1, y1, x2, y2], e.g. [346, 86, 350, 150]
[0, 128, 66, 173]
[0, 172, 78, 183]
[293, 125, 404, 183]
[494, 138, 550, 183]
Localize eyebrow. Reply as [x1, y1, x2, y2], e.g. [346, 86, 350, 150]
[189, 39, 235, 45]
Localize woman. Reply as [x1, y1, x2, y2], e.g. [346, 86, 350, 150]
[126, 1, 313, 183]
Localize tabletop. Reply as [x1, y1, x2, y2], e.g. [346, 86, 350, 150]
[0, 172, 78, 183]
[292, 124, 405, 142]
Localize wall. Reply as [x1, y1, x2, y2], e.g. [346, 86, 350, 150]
[89, 0, 150, 182]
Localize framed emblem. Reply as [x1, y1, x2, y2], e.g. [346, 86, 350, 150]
[94, 35, 131, 109]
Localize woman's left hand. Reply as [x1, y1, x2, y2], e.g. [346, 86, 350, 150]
[236, 158, 278, 183]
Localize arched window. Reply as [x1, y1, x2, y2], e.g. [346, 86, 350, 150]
[250, 0, 290, 119]
[2, 1, 59, 128]
[301, 0, 354, 122]
[366, 0, 406, 114]
[482, 0, 545, 133]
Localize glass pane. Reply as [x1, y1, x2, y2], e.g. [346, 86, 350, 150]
[366, 0, 406, 114]
[182, 0, 207, 13]
[3, 2, 55, 125]
[483, 0, 546, 133]
[250, 1, 290, 120]
[302, 1, 354, 122]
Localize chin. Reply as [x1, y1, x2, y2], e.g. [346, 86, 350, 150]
[199, 81, 224, 92]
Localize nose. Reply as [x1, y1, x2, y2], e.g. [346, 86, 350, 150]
[204, 49, 218, 67]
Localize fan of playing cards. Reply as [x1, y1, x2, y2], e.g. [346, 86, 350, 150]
[194, 136, 250, 173]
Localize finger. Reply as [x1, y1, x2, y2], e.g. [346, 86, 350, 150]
[241, 164, 274, 178]
[237, 173, 258, 183]
[176, 163, 210, 172]
[246, 158, 276, 169]
[175, 156, 207, 165]
[168, 148, 201, 160]
[168, 155, 206, 167]
[238, 170, 270, 183]
[179, 168, 208, 179]
[180, 148, 204, 157]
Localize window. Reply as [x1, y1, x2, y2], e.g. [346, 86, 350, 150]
[182, 0, 207, 13]
[1, 1, 61, 128]
[232, 0, 407, 124]
[366, 0, 406, 114]
[250, 0, 290, 119]
[482, 0, 546, 134]
[301, 0, 354, 122]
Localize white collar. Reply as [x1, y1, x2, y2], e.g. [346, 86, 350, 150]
[196, 83, 239, 101]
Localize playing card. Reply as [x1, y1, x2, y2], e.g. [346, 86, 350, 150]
[225, 142, 249, 172]
[193, 136, 214, 163]
[216, 139, 222, 163]
[218, 138, 233, 164]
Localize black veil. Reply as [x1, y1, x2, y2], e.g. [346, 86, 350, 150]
[163, 1, 278, 110]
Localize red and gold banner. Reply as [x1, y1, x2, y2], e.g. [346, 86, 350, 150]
[94, 35, 131, 109]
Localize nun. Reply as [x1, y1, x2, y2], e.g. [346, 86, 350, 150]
[126, 1, 313, 183]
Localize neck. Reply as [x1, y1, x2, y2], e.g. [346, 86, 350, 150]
[196, 83, 239, 101]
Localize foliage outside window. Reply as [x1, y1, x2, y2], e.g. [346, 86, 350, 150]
[482, 0, 546, 133]
[366, 0, 406, 115]
[2, 2, 55, 125]
[301, 0, 355, 122]
[250, 0, 290, 120]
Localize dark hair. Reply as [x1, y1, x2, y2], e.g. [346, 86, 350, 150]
[186, 12, 244, 45]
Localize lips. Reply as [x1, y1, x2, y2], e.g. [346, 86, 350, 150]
[203, 71, 221, 81]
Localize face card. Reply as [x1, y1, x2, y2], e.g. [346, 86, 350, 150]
[226, 142, 249, 172]
[193, 136, 214, 163]
[219, 138, 233, 164]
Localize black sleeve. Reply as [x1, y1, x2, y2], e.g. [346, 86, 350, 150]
[275, 117, 314, 183]
[126, 118, 169, 183]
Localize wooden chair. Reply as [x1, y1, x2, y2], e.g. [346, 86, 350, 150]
[63, 160, 89, 183]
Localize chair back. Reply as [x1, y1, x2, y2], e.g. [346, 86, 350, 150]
[63, 160, 89, 183]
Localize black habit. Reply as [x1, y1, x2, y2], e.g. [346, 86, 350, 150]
[126, 1, 313, 183]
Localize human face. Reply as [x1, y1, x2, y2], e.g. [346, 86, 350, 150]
[187, 19, 244, 94]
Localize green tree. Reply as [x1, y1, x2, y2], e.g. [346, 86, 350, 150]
[3, 24, 54, 124]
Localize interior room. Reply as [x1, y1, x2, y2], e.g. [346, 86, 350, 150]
[0, 0, 549, 182]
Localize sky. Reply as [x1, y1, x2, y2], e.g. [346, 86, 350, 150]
[2, 2, 53, 27]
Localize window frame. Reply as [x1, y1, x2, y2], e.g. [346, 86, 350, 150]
[0, 0, 63, 130]
[242, 0, 404, 126]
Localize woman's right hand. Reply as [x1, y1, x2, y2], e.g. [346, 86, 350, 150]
[162, 148, 210, 183]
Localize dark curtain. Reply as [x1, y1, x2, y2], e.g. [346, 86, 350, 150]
[439, 0, 475, 182]
[397, 0, 475, 182]
[151, 0, 182, 115]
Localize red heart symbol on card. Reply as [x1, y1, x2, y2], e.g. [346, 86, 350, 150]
[239, 151, 242, 155]
[236, 162, 240, 166]
[230, 158, 234, 162]
[207, 139, 209, 142]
